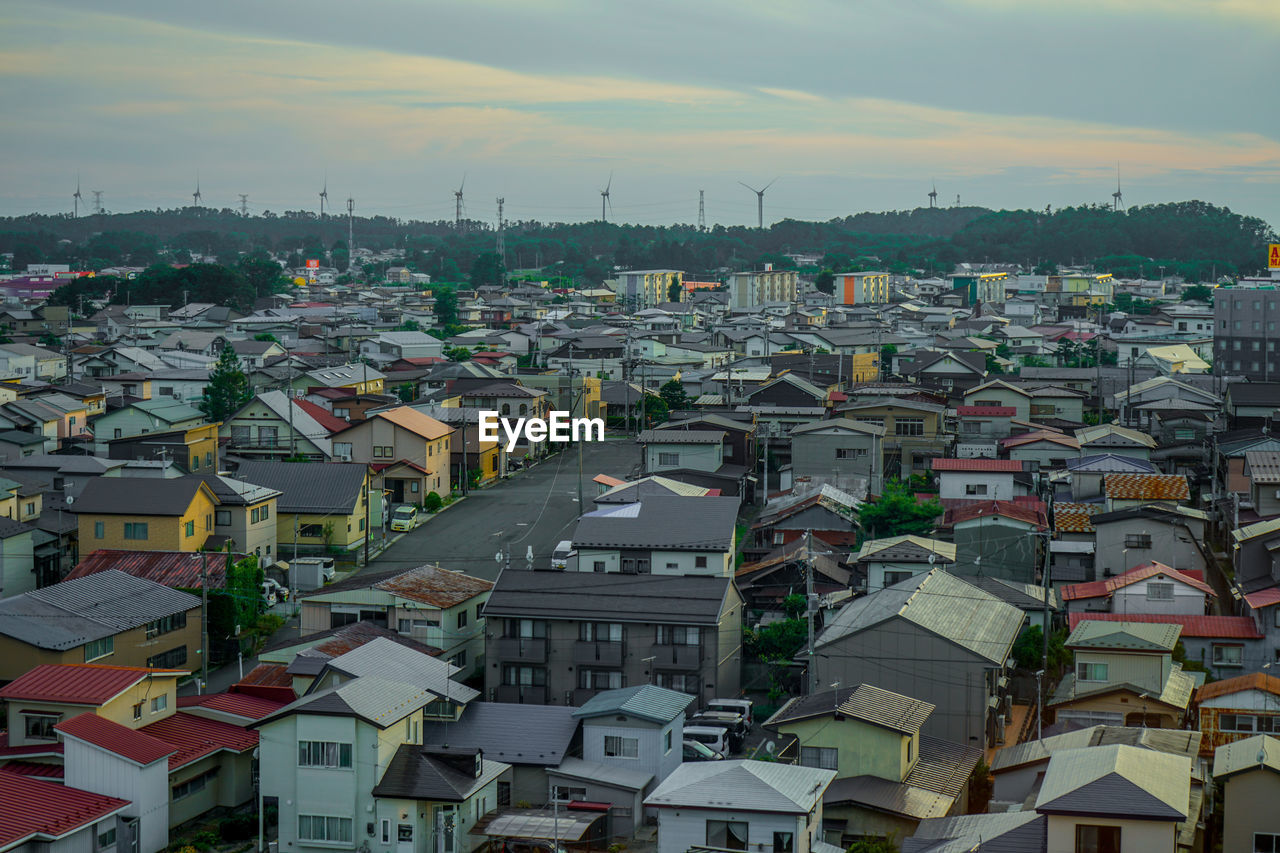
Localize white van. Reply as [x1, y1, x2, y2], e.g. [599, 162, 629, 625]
[683, 725, 729, 756]
[706, 698, 754, 730]
[551, 540, 577, 571]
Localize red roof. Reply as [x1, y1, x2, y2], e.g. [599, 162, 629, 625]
[0, 665, 184, 705]
[470, 351, 513, 358]
[141, 712, 258, 769]
[957, 406, 1017, 417]
[1060, 561, 1216, 601]
[1245, 586, 1280, 610]
[931, 458, 1024, 472]
[0, 761, 62, 779]
[294, 398, 350, 434]
[176, 692, 287, 721]
[944, 499, 1046, 528]
[65, 549, 243, 589]
[0, 770, 129, 848]
[235, 663, 293, 689]
[55, 713, 176, 766]
[1196, 671, 1280, 702]
[0, 732, 63, 760]
[1066, 612, 1263, 639]
[396, 357, 446, 366]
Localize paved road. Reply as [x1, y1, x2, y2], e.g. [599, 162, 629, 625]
[362, 437, 641, 581]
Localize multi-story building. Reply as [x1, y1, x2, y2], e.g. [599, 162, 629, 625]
[614, 269, 683, 310]
[729, 267, 798, 308]
[1213, 272, 1280, 380]
[836, 271, 890, 306]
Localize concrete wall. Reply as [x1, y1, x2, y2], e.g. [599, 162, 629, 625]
[1044, 813, 1174, 853]
[1222, 771, 1280, 853]
[63, 737, 169, 853]
[656, 806, 812, 853]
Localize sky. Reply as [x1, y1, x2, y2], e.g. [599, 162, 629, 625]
[2, 0, 1278, 229]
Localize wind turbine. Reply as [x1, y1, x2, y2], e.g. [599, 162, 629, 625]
[600, 172, 613, 222]
[73, 174, 82, 218]
[192, 171, 202, 208]
[738, 178, 777, 229]
[928, 180, 938, 209]
[454, 174, 466, 229]
[1112, 163, 1124, 211]
[319, 173, 328, 219]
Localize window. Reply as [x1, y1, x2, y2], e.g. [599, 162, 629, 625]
[133, 702, 143, 720]
[895, 418, 925, 436]
[706, 820, 749, 851]
[835, 448, 857, 459]
[593, 560, 606, 572]
[800, 746, 838, 770]
[655, 672, 700, 693]
[23, 713, 59, 740]
[84, 636, 114, 662]
[298, 741, 354, 768]
[184, 520, 195, 537]
[148, 646, 188, 668]
[773, 832, 794, 853]
[552, 785, 587, 803]
[191, 455, 199, 470]
[24, 502, 33, 516]
[94, 521, 104, 539]
[884, 570, 915, 586]
[1213, 644, 1244, 667]
[965, 483, 988, 495]
[258, 426, 278, 447]
[259, 504, 269, 520]
[251, 508, 260, 524]
[298, 815, 353, 844]
[502, 665, 546, 686]
[658, 452, 680, 466]
[151, 695, 168, 713]
[457, 610, 468, 629]
[664, 729, 673, 753]
[1074, 824, 1120, 853]
[695, 555, 708, 568]
[124, 522, 149, 540]
[299, 523, 323, 537]
[215, 510, 231, 526]
[603, 735, 639, 758]
[98, 826, 117, 849]
[579, 669, 623, 690]
[580, 622, 622, 642]
[452, 649, 467, 668]
[231, 425, 250, 445]
[1255, 833, 1280, 853]
[657, 625, 699, 646]
[506, 618, 545, 639]
[1218, 714, 1280, 734]
[381, 820, 391, 844]
[1076, 662, 1108, 682]
[497, 781, 511, 808]
[1124, 533, 1152, 549]
[1146, 582, 1174, 601]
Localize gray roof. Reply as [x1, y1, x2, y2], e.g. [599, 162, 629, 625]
[550, 756, 654, 791]
[70, 476, 216, 516]
[246, 390, 334, 455]
[573, 684, 694, 725]
[964, 576, 1061, 612]
[483, 571, 734, 625]
[1213, 733, 1280, 779]
[419, 702, 579, 767]
[571, 496, 739, 551]
[197, 474, 282, 506]
[371, 745, 510, 802]
[645, 759, 836, 813]
[815, 569, 1024, 665]
[767, 684, 933, 735]
[902, 812, 1045, 853]
[321, 636, 479, 704]
[0, 569, 198, 650]
[637, 429, 726, 445]
[257, 675, 440, 729]
[1066, 620, 1181, 652]
[992, 725, 1202, 774]
[1034, 743, 1190, 820]
[233, 460, 368, 513]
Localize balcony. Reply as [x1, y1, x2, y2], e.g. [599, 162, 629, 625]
[572, 641, 623, 667]
[494, 685, 547, 704]
[495, 637, 547, 663]
[649, 643, 702, 669]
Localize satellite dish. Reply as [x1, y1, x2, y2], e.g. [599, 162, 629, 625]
[494, 551, 503, 564]
[764, 741, 776, 755]
[65, 496, 75, 506]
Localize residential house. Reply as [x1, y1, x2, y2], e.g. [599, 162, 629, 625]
[811, 569, 1025, 746]
[645, 760, 836, 853]
[549, 685, 694, 838]
[483, 571, 743, 706]
[1103, 473, 1191, 511]
[92, 399, 208, 454]
[0, 770, 132, 853]
[931, 458, 1028, 502]
[1047, 620, 1195, 729]
[745, 484, 859, 561]
[570, 494, 740, 576]
[728, 268, 798, 308]
[0, 570, 200, 682]
[1195, 672, 1280, 760]
[1061, 561, 1214, 616]
[65, 549, 245, 595]
[1091, 504, 1211, 580]
[1066, 454, 1158, 501]
[789, 419, 885, 493]
[221, 391, 335, 461]
[1067, 611, 1264, 682]
[735, 540, 852, 619]
[107, 423, 222, 475]
[837, 398, 948, 478]
[766, 684, 981, 847]
[1233, 516, 1280, 597]
[1214, 735, 1280, 853]
[298, 564, 492, 676]
[899, 350, 988, 398]
[197, 474, 282, 565]
[1075, 423, 1160, 461]
[640, 429, 729, 475]
[73, 476, 220, 553]
[298, 362, 386, 395]
[1002, 430, 1081, 470]
[902, 812, 1045, 853]
[1245, 450, 1280, 519]
[333, 406, 453, 503]
[234, 461, 374, 558]
[943, 500, 1047, 586]
[854, 536, 955, 594]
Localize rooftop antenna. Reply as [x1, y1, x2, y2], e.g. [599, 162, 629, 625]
[192, 171, 202, 208]
[455, 174, 466, 229]
[928, 179, 938, 209]
[238, 194, 249, 216]
[1112, 163, 1125, 211]
[738, 178, 777, 229]
[91, 190, 103, 215]
[319, 172, 328, 219]
[698, 189, 706, 230]
[599, 172, 613, 222]
[73, 174, 82, 218]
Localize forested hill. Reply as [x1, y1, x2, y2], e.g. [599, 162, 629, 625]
[2, 200, 1275, 284]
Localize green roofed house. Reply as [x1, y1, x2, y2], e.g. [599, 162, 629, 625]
[92, 398, 208, 455]
[1213, 734, 1280, 853]
[1048, 620, 1196, 730]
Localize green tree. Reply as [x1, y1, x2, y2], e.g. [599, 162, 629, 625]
[424, 491, 443, 512]
[814, 269, 835, 294]
[1012, 625, 1070, 673]
[469, 252, 505, 288]
[432, 285, 459, 327]
[397, 318, 422, 332]
[667, 280, 682, 302]
[659, 378, 691, 411]
[254, 333, 280, 343]
[396, 382, 415, 403]
[857, 479, 943, 539]
[847, 836, 899, 853]
[198, 347, 253, 423]
[444, 346, 472, 362]
[642, 393, 669, 426]
[1181, 284, 1213, 303]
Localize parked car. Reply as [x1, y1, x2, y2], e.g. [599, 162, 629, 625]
[682, 739, 725, 761]
[706, 698, 754, 730]
[390, 504, 420, 532]
[683, 725, 730, 756]
[689, 709, 749, 741]
[551, 539, 577, 571]
[261, 580, 281, 607]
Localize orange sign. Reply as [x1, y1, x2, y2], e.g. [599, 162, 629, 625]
[1270, 243, 1280, 269]
[305, 259, 320, 269]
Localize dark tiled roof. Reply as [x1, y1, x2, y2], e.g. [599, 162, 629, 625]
[419, 702, 579, 766]
[233, 461, 368, 513]
[483, 571, 732, 625]
[70, 476, 212, 516]
[571, 495, 739, 551]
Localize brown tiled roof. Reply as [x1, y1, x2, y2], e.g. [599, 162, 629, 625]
[1104, 473, 1190, 501]
[1196, 671, 1280, 703]
[1054, 502, 1100, 533]
[373, 564, 493, 608]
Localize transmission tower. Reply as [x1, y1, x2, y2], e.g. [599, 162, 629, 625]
[698, 190, 705, 229]
[496, 197, 505, 263]
[238, 194, 249, 216]
[346, 197, 355, 254]
[91, 190, 103, 215]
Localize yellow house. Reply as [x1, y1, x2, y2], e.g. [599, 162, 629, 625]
[233, 460, 374, 557]
[74, 476, 220, 552]
[297, 363, 385, 396]
[332, 406, 453, 503]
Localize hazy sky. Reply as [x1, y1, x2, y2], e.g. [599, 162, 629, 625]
[3, 0, 1277, 229]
